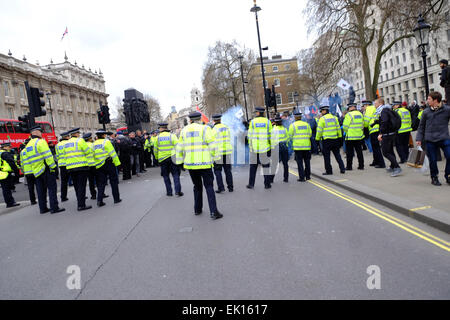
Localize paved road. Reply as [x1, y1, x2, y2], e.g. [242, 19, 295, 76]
[0, 166, 449, 299]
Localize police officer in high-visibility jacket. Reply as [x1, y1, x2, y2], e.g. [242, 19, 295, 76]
[343, 103, 365, 170]
[393, 101, 413, 164]
[0, 142, 20, 208]
[93, 130, 122, 207]
[25, 125, 65, 214]
[154, 122, 183, 197]
[288, 111, 312, 181]
[271, 116, 290, 183]
[247, 107, 273, 190]
[151, 131, 159, 167]
[65, 128, 92, 211]
[56, 132, 70, 202]
[19, 138, 37, 205]
[212, 114, 234, 193]
[363, 100, 386, 169]
[316, 105, 346, 175]
[83, 133, 98, 200]
[176, 112, 222, 220]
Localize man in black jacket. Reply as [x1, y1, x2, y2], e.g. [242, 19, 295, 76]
[0, 142, 20, 208]
[129, 132, 142, 177]
[117, 133, 132, 180]
[375, 98, 402, 177]
[416, 91, 450, 186]
[439, 59, 450, 102]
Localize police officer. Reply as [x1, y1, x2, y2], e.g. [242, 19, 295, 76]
[56, 132, 70, 202]
[247, 107, 273, 190]
[212, 114, 234, 193]
[83, 133, 98, 200]
[25, 125, 65, 214]
[19, 138, 37, 205]
[65, 128, 92, 211]
[272, 116, 290, 183]
[363, 100, 386, 169]
[316, 105, 346, 175]
[289, 111, 312, 181]
[0, 142, 20, 208]
[93, 130, 122, 207]
[343, 103, 365, 170]
[151, 130, 159, 167]
[154, 122, 183, 197]
[176, 112, 222, 220]
[393, 101, 412, 164]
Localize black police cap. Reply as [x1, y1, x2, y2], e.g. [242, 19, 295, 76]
[255, 107, 265, 113]
[158, 122, 169, 127]
[212, 114, 222, 120]
[68, 127, 81, 135]
[30, 125, 42, 132]
[189, 112, 202, 119]
[82, 133, 92, 140]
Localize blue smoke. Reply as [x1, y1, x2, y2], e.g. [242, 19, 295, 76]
[221, 106, 248, 166]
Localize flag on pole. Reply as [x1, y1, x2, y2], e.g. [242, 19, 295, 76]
[337, 78, 351, 90]
[196, 106, 209, 124]
[61, 27, 68, 41]
[235, 108, 244, 119]
[336, 104, 343, 117]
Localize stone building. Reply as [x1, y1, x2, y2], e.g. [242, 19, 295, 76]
[0, 51, 108, 136]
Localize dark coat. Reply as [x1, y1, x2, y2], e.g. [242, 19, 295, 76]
[416, 104, 450, 143]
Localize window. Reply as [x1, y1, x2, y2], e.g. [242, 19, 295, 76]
[288, 92, 294, 103]
[275, 93, 282, 105]
[397, 69, 401, 77]
[19, 85, 25, 99]
[285, 64, 291, 71]
[413, 92, 418, 102]
[386, 73, 389, 81]
[412, 79, 417, 88]
[447, 29, 450, 41]
[380, 75, 383, 82]
[396, 56, 400, 64]
[401, 39, 405, 49]
[286, 78, 292, 86]
[5, 121, 14, 133]
[410, 49, 414, 59]
[429, 74, 434, 84]
[3, 81, 10, 97]
[405, 81, 409, 90]
[391, 71, 395, 79]
[404, 66, 408, 75]
[274, 78, 280, 87]
[0, 121, 6, 133]
[411, 64, 415, 72]
[380, 88, 384, 96]
[419, 61, 423, 69]
[427, 57, 432, 66]
[402, 53, 406, 63]
[273, 66, 279, 72]
[384, 61, 388, 69]
[398, 83, 402, 92]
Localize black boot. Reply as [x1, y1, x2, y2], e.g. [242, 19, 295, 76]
[431, 177, 442, 186]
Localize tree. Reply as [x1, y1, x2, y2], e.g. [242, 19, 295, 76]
[202, 40, 255, 115]
[306, 0, 447, 100]
[144, 94, 162, 130]
[112, 96, 126, 127]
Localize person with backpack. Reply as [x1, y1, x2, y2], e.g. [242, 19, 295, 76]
[374, 98, 402, 177]
[439, 59, 450, 102]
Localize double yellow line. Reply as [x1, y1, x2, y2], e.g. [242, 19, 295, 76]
[289, 170, 450, 252]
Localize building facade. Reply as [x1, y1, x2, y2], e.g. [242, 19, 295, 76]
[248, 55, 300, 113]
[0, 52, 108, 136]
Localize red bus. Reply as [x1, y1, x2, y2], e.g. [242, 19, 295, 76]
[0, 118, 58, 150]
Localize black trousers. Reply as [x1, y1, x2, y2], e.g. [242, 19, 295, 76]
[395, 132, 411, 163]
[370, 132, 386, 167]
[151, 147, 158, 167]
[35, 168, 59, 213]
[87, 167, 97, 198]
[322, 139, 346, 174]
[145, 150, 152, 167]
[346, 139, 364, 169]
[139, 150, 145, 171]
[381, 134, 400, 169]
[70, 169, 89, 208]
[120, 152, 131, 180]
[25, 174, 36, 203]
[60, 166, 69, 200]
[160, 158, 181, 195]
[96, 161, 120, 203]
[214, 154, 234, 191]
[277, 143, 290, 182]
[248, 152, 272, 187]
[295, 150, 311, 180]
[188, 168, 217, 214]
[1, 175, 15, 206]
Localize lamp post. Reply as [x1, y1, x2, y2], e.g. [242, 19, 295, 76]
[294, 92, 299, 113]
[238, 55, 249, 121]
[250, 0, 269, 119]
[45, 92, 55, 131]
[414, 14, 432, 98]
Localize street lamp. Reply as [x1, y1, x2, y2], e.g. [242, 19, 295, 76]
[238, 55, 249, 121]
[294, 92, 299, 112]
[45, 92, 55, 131]
[414, 14, 432, 98]
[250, 0, 269, 119]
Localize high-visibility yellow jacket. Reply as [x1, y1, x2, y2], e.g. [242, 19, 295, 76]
[151, 136, 157, 147]
[395, 107, 412, 134]
[343, 110, 364, 140]
[272, 125, 288, 147]
[418, 110, 423, 120]
[64, 137, 91, 171]
[93, 138, 121, 169]
[316, 114, 342, 141]
[144, 138, 151, 152]
[154, 131, 178, 162]
[0, 150, 13, 180]
[212, 123, 233, 158]
[19, 148, 33, 176]
[248, 117, 272, 153]
[24, 138, 57, 177]
[288, 121, 312, 151]
[56, 140, 69, 167]
[176, 123, 215, 170]
[364, 105, 379, 134]
[86, 142, 96, 167]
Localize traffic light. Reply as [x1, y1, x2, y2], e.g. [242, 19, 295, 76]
[18, 113, 31, 131]
[270, 85, 277, 109]
[265, 88, 272, 107]
[97, 104, 111, 124]
[25, 81, 46, 118]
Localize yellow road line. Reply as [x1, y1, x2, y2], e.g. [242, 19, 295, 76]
[288, 170, 450, 252]
[410, 206, 433, 212]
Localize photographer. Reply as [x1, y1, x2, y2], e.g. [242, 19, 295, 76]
[439, 59, 450, 102]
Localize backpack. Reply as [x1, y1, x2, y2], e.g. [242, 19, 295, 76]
[388, 109, 402, 133]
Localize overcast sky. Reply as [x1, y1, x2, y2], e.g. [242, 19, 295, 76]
[0, 0, 314, 117]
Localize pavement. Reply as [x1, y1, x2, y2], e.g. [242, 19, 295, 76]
[301, 147, 450, 234]
[0, 166, 449, 299]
